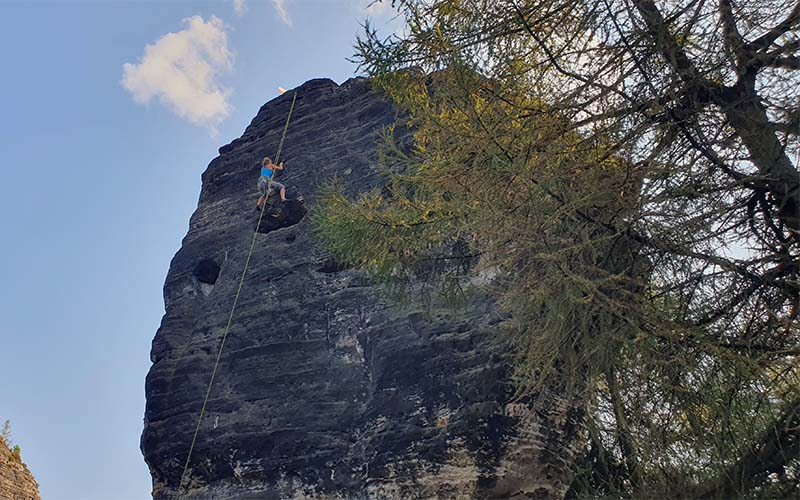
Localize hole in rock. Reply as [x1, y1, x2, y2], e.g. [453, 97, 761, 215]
[194, 258, 221, 285]
[256, 190, 308, 234]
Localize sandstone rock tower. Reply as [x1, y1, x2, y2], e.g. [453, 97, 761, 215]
[142, 78, 575, 499]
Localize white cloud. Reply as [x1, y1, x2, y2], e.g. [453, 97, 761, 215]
[121, 15, 233, 132]
[232, 0, 246, 16]
[272, 0, 292, 26]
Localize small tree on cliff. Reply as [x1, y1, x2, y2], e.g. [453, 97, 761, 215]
[315, 0, 800, 498]
[1, 419, 21, 462]
[1, 419, 11, 445]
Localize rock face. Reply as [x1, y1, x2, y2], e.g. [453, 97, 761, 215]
[142, 77, 583, 499]
[0, 439, 40, 500]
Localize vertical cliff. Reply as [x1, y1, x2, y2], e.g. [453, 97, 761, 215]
[0, 438, 40, 500]
[142, 77, 583, 499]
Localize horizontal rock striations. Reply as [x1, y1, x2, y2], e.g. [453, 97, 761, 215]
[142, 77, 578, 499]
[0, 438, 40, 500]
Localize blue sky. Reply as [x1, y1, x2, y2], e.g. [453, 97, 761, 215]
[0, 2, 397, 498]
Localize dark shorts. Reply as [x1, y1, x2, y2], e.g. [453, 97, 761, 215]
[257, 176, 285, 195]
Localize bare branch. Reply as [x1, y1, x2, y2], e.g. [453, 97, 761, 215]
[633, 0, 704, 83]
[719, 0, 747, 69]
[749, 0, 800, 51]
[766, 54, 800, 70]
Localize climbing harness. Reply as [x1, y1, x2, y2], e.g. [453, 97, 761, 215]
[175, 91, 298, 499]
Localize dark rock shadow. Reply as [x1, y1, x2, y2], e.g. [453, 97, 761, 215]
[193, 258, 221, 284]
[256, 191, 307, 234]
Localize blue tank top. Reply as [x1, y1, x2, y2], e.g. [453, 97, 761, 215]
[261, 166, 273, 178]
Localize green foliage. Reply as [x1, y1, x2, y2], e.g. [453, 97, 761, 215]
[0, 419, 22, 463]
[316, 59, 646, 397]
[317, 0, 800, 497]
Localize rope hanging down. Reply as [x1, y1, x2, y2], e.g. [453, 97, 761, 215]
[175, 91, 298, 499]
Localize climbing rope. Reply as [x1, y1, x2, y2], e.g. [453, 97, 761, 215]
[175, 91, 298, 499]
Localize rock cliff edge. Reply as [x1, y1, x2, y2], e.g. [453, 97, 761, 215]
[0, 437, 40, 500]
[142, 78, 572, 499]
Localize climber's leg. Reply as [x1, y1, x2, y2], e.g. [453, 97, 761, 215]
[271, 181, 287, 202]
[256, 177, 269, 208]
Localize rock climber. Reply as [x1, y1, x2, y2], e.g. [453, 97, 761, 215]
[256, 156, 287, 210]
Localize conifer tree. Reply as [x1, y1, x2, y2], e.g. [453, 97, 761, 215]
[315, 1, 800, 497]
